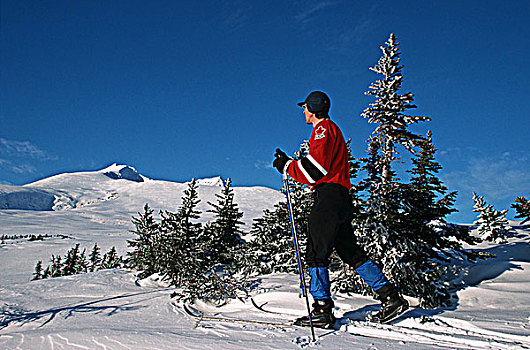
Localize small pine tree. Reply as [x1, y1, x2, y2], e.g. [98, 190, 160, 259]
[50, 255, 63, 277]
[77, 248, 89, 273]
[512, 194, 530, 226]
[248, 202, 296, 274]
[62, 244, 82, 276]
[89, 243, 102, 272]
[100, 247, 123, 269]
[205, 178, 244, 265]
[160, 179, 202, 287]
[165, 179, 252, 304]
[32, 260, 43, 280]
[473, 192, 510, 242]
[127, 204, 162, 278]
[248, 139, 315, 276]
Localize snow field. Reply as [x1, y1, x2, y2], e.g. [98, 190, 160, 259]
[1, 165, 529, 349]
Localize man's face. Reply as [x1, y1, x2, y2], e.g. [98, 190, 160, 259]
[302, 105, 315, 124]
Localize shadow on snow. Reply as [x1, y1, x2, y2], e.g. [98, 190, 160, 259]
[0, 290, 164, 330]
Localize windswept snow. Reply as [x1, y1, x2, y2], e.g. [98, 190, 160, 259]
[0, 185, 55, 211]
[1, 165, 529, 349]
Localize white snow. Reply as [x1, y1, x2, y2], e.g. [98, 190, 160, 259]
[1, 165, 529, 349]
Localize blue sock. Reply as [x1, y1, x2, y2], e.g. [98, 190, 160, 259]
[355, 260, 390, 291]
[309, 267, 331, 300]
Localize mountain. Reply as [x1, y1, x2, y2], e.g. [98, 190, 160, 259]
[0, 164, 282, 284]
[0, 163, 282, 226]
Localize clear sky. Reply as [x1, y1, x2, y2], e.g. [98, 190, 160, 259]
[1, 0, 529, 223]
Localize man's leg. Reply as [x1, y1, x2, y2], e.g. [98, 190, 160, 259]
[355, 259, 390, 290]
[294, 266, 335, 328]
[309, 266, 331, 300]
[334, 217, 408, 323]
[295, 186, 338, 328]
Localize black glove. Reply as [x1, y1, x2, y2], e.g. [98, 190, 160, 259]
[273, 148, 291, 174]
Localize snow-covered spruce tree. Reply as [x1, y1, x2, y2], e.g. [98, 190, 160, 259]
[335, 33, 479, 307]
[512, 193, 530, 227]
[358, 33, 430, 271]
[160, 179, 203, 287]
[89, 243, 102, 272]
[127, 204, 162, 278]
[248, 199, 297, 275]
[248, 140, 313, 276]
[342, 33, 430, 299]
[405, 131, 479, 246]
[473, 192, 510, 242]
[362, 33, 430, 179]
[395, 130, 482, 306]
[168, 178, 251, 304]
[204, 178, 245, 266]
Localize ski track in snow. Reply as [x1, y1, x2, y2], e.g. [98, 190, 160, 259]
[1, 166, 529, 349]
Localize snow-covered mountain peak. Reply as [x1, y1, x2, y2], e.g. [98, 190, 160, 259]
[0, 166, 283, 219]
[195, 176, 224, 187]
[101, 163, 145, 182]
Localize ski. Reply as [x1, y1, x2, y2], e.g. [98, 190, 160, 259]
[250, 297, 403, 325]
[250, 297, 299, 317]
[182, 303, 294, 328]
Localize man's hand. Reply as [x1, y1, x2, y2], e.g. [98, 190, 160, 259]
[273, 148, 291, 174]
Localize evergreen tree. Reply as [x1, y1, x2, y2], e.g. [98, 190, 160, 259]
[344, 33, 430, 300]
[405, 130, 478, 245]
[50, 255, 63, 277]
[248, 139, 315, 276]
[248, 202, 296, 274]
[390, 130, 480, 306]
[473, 192, 510, 242]
[361, 33, 430, 183]
[89, 243, 102, 272]
[167, 179, 251, 304]
[127, 204, 162, 278]
[77, 248, 89, 273]
[512, 194, 530, 226]
[160, 179, 202, 286]
[62, 243, 86, 276]
[336, 34, 483, 307]
[205, 178, 244, 265]
[32, 260, 43, 280]
[100, 247, 123, 269]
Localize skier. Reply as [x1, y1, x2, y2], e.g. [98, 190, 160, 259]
[273, 91, 408, 328]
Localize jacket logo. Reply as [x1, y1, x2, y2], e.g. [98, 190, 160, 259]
[314, 126, 326, 140]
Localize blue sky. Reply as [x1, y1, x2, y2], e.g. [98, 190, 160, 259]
[1, 0, 529, 223]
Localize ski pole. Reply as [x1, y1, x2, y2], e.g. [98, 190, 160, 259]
[283, 172, 316, 342]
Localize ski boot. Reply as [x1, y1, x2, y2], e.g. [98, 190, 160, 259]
[370, 284, 409, 323]
[294, 298, 336, 329]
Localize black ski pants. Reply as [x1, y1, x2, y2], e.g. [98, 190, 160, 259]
[305, 183, 368, 269]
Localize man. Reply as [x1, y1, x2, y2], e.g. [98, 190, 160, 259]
[273, 91, 408, 329]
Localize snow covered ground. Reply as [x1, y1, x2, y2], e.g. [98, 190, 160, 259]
[1, 165, 529, 349]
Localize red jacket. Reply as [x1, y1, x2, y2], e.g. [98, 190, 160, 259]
[286, 119, 351, 190]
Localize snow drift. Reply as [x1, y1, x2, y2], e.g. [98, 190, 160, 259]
[0, 185, 55, 211]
